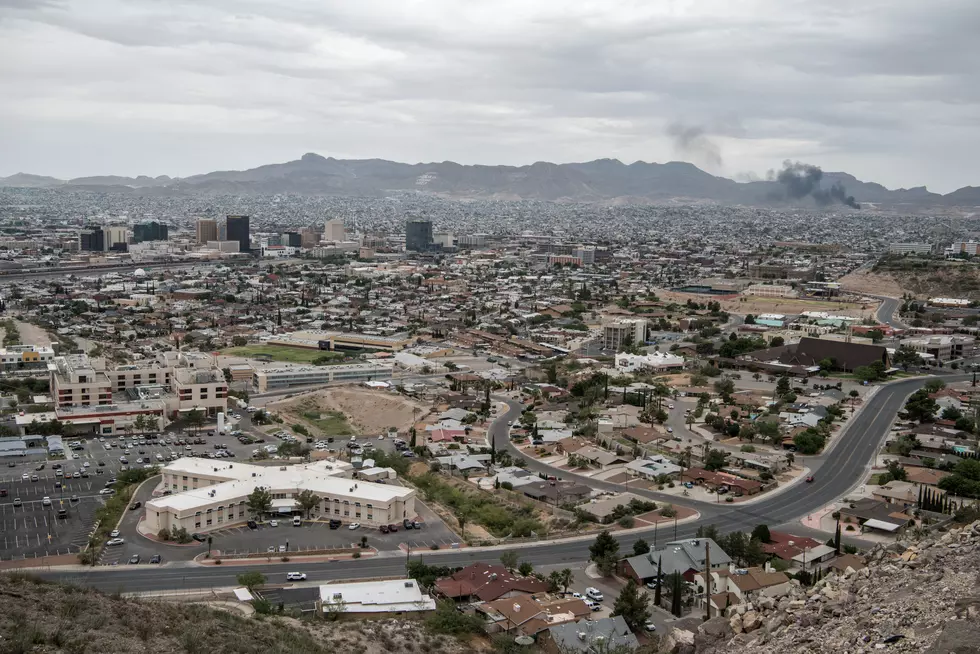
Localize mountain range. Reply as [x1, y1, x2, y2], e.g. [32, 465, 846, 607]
[2, 152, 978, 209]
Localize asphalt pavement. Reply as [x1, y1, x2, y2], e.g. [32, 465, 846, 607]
[29, 374, 953, 593]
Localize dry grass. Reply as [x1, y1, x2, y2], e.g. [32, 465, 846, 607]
[837, 269, 909, 297]
[0, 574, 470, 654]
[270, 388, 429, 437]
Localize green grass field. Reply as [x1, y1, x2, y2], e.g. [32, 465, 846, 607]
[301, 410, 356, 436]
[222, 344, 344, 364]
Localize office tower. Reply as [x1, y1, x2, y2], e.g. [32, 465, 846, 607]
[133, 221, 169, 243]
[405, 219, 433, 252]
[79, 228, 105, 252]
[104, 226, 128, 250]
[433, 231, 454, 248]
[324, 219, 346, 242]
[300, 227, 319, 249]
[226, 215, 250, 253]
[196, 218, 218, 245]
[283, 232, 303, 248]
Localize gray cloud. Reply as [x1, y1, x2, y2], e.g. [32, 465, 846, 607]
[0, 0, 978, 192]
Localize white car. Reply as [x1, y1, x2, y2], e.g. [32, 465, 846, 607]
[666, 427, 673, 433]
[42, 496, 52, 506]
[83, 462, 90, 468]
[110, 529, 120, 538]
[106, 538, 125, 546]
[585, 587, 604, 601]
[99, 489, 115, 495]
[348, 523, 360, 530]
[21, 473, 29, 481]
[269, 520, 279, 527]
[278, 545, 287, 553]
[584, 599, 600, 611]
[286, 572, 307, 581]
[668, 404, 675, 409]
[378, 434, 385, 440]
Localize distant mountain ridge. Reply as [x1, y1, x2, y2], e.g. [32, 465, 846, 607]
[1, 152, 976, 208]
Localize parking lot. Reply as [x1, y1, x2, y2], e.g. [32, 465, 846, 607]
[0, 463, 103, 560]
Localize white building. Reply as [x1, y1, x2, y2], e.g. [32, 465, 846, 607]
[614, 351, 685, 372]
[572, 246, 596, 265]
[252, 362, 393, 392]
[744, 284, 797, 298]
[889, 243, 932, 255]
[260, 245, 297, 258]
[0, 344, 55, 371]
[626, 455, 683, 480]
[928, 297, 971, 308]
[146, 458, 415, 533]
[602, 318, 647, 350]
[319, 579, 435, 614]
[323, 219, 346, 243]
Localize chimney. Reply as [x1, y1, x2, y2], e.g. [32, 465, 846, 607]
[513, 603, 521, 613]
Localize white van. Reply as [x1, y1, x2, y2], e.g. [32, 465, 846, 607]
[292, 516, 302, 527]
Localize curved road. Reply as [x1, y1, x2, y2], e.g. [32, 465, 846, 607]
[32, 375, 949, 593]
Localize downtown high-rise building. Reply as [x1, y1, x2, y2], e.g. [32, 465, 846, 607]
[405, 219, 433, 252]
[324, 219, 346, 242]
[133, 221, 169, 243]
[196, 218, 218, 245]
[226, 215, 250, 253]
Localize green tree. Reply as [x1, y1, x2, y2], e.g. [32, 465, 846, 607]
[236, 571, 266, 592]
[941, 406, 963, 421]
[590, 530, 620, 576]
[744, 538, 766, 566]
[892, 346, 923, 371]
[866, 329, 885, 343]
[246, 486, 272, 519]
[633, 538, 651, 556]
[186, 408, 205, 434]
[751, 524, 771, 544]
[500, 550, 519, 571]
[703, 448, 729, 472]
[611, 578, 651, 630]
[518, 561, 534, 577]
[904, 389, 939, 423]
[775, 376, 791, 398]
[295, 489, 320, 518]
[669, 572, 684, 617]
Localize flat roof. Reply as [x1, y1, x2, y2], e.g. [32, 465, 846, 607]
[319, 579, 435, 613]
[147, 459, 410, 514]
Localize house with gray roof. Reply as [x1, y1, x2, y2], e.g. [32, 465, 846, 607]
[542, 616, 639, 653]
[621, 538, 733, 584]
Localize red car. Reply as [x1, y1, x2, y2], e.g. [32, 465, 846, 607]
[805, 475, 815, 483]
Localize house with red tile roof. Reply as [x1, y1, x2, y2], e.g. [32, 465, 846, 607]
[433, 562, 550, 602]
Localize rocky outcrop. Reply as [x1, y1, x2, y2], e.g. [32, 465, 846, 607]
[661, 521, 980, 654]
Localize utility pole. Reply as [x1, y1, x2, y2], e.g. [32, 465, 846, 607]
[703, 541, 711, 621]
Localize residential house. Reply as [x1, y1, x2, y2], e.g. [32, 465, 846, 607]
[541, 616, 640, 654]
[433, 563, 550, 602]
[903, 466, 951, 487]
[625, 455, 683, 481]
[828, 554, 867, 575]
[475, 595, 590, 636]
[760, 531, 823, 564]
[872, 480, 941, 509]
[621, 538, 733, 584]
[681, 468, 763, 496]
[521, 480, 593, 505]
[577, 492, 650, 524]
[621, 425, 664, 445]
[693, 567, 791, 609]
[839, 498, 913, 536]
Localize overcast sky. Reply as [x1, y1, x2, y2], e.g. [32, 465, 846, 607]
[1, 0, 978, 192]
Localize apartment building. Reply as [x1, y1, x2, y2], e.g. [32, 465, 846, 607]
[744, 284, 797, 298]
[889, 242, 932, 255]
[50, 352, 228, 418]
[602, 318, 647, 350]
[253, 362, 393, 393]
[0, 344, 55, 371]
[945, 242, 980, 257]
[145, 458, 415, 533]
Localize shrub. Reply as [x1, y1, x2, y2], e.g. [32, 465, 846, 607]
[352, 551, 361, 559]
[660, 505, 677, 518]
[667, 482, 675, 488]
[725, 497, 734, 503]
[431, 544, 440, 550]
[281, 556, 290, 562]
[214, 559, 222, 565]
[618, 516, 635, 528]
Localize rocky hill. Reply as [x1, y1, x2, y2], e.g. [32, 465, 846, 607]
[662, 521, 980, 654]
[0, 573, 470, 654]
[2, 153, 977, 209]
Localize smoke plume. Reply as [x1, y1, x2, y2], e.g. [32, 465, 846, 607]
[666, 122, 722, 168]
[775, 160, 860, 209]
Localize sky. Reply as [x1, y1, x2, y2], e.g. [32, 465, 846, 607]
[1, 0, 979, 193]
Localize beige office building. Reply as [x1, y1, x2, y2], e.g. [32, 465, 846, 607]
[196, 218, 218, 244]
[145, 458, 415, 533]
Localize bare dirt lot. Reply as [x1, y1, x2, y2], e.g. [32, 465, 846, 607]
[657, 290, 877, 319]
[270, 387, 430, 436]
[837, 269, 909, 298]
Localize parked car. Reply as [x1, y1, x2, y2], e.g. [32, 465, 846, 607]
[805, 475, 815, 483]
[380, 525, 390, 533]
[329, 519, 342, 529]
[12, 498, 22, 507]
[286, 572, 307, 581]
[130, 501, 142, 510]
[348, 523, 360, 530]
[645, 622, 658, 632]
[191, 533, 207, 542]
[247, 520, 257, 529]
[42, 496, 52, 506]
[150, 554, 162, 564]
[585, 587, 604, 601]
[269, 520, 279, 527]
[129, 554, 141, 564]
[110, 530, 120, 537]
[107, 538, 125, 546]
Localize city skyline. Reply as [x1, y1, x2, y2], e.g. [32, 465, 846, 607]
[1, 0, 978, 192]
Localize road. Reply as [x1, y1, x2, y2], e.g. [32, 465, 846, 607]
[30, 375, 945, 592]
[874, 296, 906, 330]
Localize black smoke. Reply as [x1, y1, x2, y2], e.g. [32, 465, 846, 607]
[775, 160, 860, 209]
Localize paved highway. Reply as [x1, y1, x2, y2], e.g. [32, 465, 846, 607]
[31, 375, 948, 592]
[875, 296, 907, 330]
